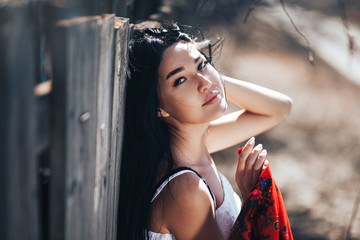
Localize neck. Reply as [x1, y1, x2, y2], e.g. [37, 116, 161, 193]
[169, 122, 212, 167]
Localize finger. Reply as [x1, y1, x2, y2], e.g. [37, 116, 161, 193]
[236, 150, 246, 179]
[236, 138, 255, 177]
[244, 144, 263, 178]
[239, 137, 255, 160]
[253, 149, 267, 171]
[252, 149, 267, 182]
[263, 159, 269, 169]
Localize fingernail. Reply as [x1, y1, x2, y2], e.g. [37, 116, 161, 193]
[248, 137, 255, 145]
[264, 159, 269, 166]
[237, 147, 243, 155]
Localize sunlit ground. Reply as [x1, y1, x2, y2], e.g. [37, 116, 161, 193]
[195, 2, 360, 239]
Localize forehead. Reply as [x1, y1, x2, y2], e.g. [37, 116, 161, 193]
[158, 42, 200, 73]
[163, 42, 199, 59]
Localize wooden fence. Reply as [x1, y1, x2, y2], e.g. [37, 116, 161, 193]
[0, 0, 153, 240]
[0, 6, 130, 240]
[1, 2, 43, 240]
[49, 15, 129, 240]
[0, 0, 198, 239]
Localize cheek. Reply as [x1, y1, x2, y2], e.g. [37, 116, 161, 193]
[160, 92, 205, 123]
[162, 91, 197, 115]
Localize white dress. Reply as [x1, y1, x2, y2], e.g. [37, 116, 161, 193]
[148, 167, 241, 240]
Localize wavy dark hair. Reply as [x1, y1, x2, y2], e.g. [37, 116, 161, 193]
[117, 22, 222, 240]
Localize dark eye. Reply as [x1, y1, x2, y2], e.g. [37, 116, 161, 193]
[198, 60, 209, 70]
[173, 77, 186, 87]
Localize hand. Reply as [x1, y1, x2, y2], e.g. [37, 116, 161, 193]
[235, 137, 269, 200]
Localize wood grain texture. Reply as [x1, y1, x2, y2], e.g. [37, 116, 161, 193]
[94, 14, 115, 240]
[0, 2, 40, 240]
[106, 17, 129, 240]
[50, 14, 120, 240]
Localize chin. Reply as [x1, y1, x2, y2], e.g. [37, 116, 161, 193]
[210, 102, 227, 121]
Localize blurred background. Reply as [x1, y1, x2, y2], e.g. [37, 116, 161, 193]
[1, 0, 359, 239]
[153, 0, 360, 239]
[190, 1, 360, 239]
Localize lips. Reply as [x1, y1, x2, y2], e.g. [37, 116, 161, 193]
[202, 91, 220, 106]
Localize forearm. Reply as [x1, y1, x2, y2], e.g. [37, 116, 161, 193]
[223, 76, 292, 120]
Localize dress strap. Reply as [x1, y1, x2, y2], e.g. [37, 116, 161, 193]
[151, 166, 216, 206]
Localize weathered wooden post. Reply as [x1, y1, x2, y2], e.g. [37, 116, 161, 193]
[49, 14, 129, 240]
[0, 1, 42, 240]
[0, 0, 142, 239]
[50, 15, 98, 240]
[106, 17, 130, 240]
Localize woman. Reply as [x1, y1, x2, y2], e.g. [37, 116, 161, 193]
[118, 22, 292, 240]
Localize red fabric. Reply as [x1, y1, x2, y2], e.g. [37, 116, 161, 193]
[229, 164, 293, 240]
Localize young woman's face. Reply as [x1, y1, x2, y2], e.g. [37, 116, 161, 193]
[157, 42, 227, 125]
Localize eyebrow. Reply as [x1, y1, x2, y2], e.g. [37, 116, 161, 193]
[165, 56, 202, 80]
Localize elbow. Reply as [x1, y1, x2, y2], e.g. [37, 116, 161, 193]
[279, 96, 293, 120]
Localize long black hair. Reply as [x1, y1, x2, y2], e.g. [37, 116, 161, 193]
[117, 22, 221, 240]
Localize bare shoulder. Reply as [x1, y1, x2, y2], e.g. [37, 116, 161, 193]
[152, 172, 223, 239]
[167, 171, 214, 209]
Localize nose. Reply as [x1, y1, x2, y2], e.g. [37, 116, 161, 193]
[197, 73, 212, 92]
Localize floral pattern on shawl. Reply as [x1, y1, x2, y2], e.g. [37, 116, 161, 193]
[229, 165, 293, 240]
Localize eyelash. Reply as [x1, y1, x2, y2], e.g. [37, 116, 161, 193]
[173, 77, 186, 87]
[173, 60, 209, 87]
[198, 60, 209, 71]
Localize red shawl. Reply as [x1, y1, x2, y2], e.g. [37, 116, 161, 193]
[229, 162, 293, 240]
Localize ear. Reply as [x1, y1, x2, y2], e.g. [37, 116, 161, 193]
[157, 108, 170, 118]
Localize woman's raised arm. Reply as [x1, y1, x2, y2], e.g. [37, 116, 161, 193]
[206, 76, 292, 153]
